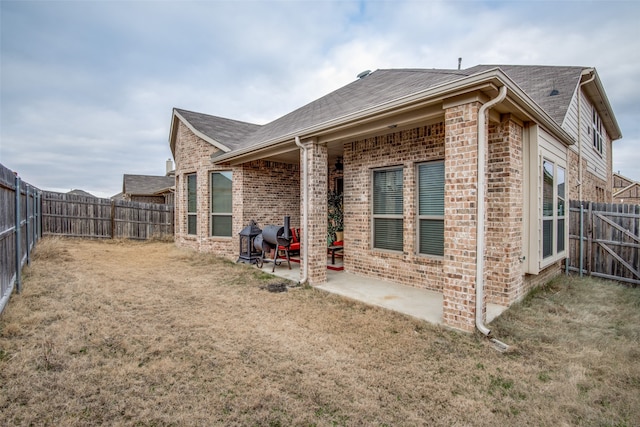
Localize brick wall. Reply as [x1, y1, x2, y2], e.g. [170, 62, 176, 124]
[485, 116, 525, 306]
[344, 122, 446, 290]
[442, 103, 481, 331]
[173, 120, 300, 260]
[174, 120, 222, 252]
[240, 160, 300, 230]
[567, 141, 612, 203]
[306, 141, 328, 285]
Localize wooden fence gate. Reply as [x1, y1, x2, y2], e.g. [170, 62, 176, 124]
[568, 200, 640, 286]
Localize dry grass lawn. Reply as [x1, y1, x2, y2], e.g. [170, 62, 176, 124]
[1, 238, 639, 426]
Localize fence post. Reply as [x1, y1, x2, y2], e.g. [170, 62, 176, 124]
[579, 202, 584, 277]
[15, 174, 22, 294]
[111, 200, 116, 239]
[25, 185, 31, 266]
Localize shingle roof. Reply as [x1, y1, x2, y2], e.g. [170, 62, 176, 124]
[174, 108, 262, 151]
[67, 189, 95, 198]
[465, 65, 585, 125]
[241, 68, 470, 147]
[174, 65, 602, 156]
[123, 174, 174, 196]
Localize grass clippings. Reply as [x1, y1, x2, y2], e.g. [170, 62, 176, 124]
[1, 238, 639, 426]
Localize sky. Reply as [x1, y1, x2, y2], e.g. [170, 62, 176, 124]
[1, 0, 639, 198]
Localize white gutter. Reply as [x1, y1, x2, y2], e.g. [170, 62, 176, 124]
[577, 69, 596, 202]
[294, 136, 309, 285]
[476, 85, 508, 337]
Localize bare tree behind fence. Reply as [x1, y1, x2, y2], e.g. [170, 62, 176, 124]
[0, 163, 41, 314]
[42, 191, 174, 240]
[568, 200, 640, 286]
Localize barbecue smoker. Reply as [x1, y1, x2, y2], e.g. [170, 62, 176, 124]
[253, 216, 293, 272]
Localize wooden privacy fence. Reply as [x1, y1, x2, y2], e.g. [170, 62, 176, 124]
[42, 191, 174, 240]
[568, 200, 640, 286]
[0, 163, 42, 314]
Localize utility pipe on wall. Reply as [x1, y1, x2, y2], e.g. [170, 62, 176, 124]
[294, 136, 309, 285]
[475, 85, 508, 336]
[577, 69, 596, 203]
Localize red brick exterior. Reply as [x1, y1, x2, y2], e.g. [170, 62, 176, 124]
[173, 89, 614, 332]
[305, 141, 328, 285]
[485, 116, 525, 306]
[344, 122, 446, 291]
[173, 121, 300, 260]
[567, 150, 612, 203]
[441, 103, 481, 331]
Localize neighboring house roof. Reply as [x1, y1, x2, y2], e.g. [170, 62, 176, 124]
[123, 174, 175, 196]
[614, 183, 640, 198]
[68, 189, 95, 198]
[613, 172, 637, 189]
[169, 65, 622, 162]
[613, 173, 640, 198]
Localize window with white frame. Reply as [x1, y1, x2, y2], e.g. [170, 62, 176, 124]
[592, 107, 604, 154]
[372, 167, 403, 251]
[417, 161, 444, 256]
[210, 171, 233, 237]
[542, 159, 566, 261]
[187, 173, 197, 235]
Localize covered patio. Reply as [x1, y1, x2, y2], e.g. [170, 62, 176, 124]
[259, 261, 507, 326]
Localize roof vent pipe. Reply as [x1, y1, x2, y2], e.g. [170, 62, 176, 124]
[357, 70, 371, 79]
[458, 57, 462, 70]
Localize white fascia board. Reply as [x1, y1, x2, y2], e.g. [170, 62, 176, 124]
[589, 72, 623, 141]
[170, 110, 231, 154]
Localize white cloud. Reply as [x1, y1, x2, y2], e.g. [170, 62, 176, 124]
[1, 0, 639, 196]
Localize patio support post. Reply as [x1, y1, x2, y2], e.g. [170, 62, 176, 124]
[442, 101, 482, 332]
[305, 140, 328, 285]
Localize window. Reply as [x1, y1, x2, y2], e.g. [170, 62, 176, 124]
[211, 171, 233, 237]
[372, 168, 403, 251]
[542, 160, 566, 261]
[592, 107, 604, 154]
[187, 173, 197, 235]
[417, 161, 444, 256]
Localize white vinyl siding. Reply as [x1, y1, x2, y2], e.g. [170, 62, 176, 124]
[417, 161, 444, 256]
[562, 88, 608, 181]
[210, 171, 233, 237]
[372, 168, 403, 252]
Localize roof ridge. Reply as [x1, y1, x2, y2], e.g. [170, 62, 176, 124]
[174, 108, 261, 127]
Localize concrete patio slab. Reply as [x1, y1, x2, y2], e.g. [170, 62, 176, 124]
[258, 260, 508, 327]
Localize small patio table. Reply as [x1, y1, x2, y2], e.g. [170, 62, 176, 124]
[327, 245, 344, 265]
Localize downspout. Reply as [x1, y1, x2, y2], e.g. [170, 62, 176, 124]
[577, 70, 595, 277]
[295, 136, 309, 285]
[577, 69, 596, 203]
[476, 85, 508, 337]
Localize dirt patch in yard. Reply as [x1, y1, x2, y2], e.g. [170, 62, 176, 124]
[1, 238, 639, 426]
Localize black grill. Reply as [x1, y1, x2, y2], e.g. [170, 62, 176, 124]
[253, 216, 293, 272]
